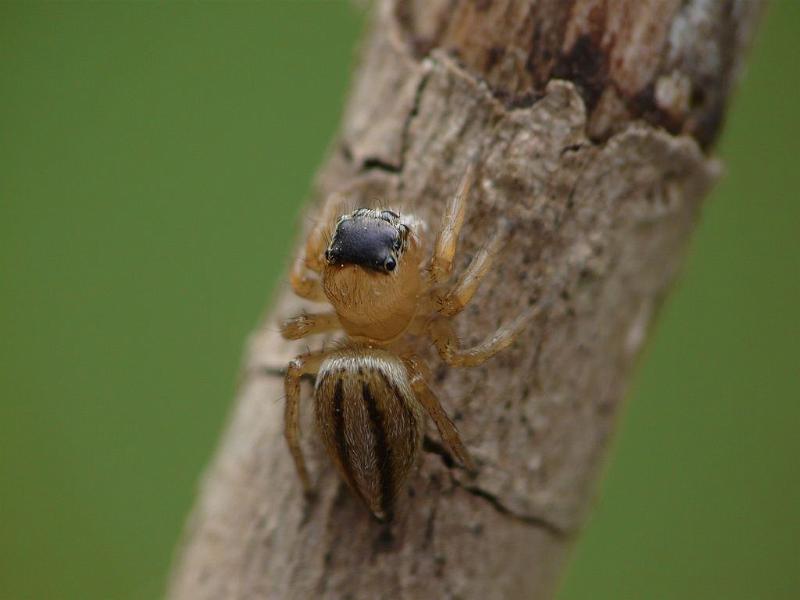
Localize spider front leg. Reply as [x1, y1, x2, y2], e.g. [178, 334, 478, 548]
[435, 220, 509, 317]
[404, 357, 475, 471]
[428, 158, 478, 284]
[284, 349, 329, 495]
[427, 303, 543, 368]
[289, 254, 327, 302]
[280, 311, 340, 340]
[290, 191, 349, 302]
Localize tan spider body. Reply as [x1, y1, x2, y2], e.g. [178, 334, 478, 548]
[281, 162, 535, 521]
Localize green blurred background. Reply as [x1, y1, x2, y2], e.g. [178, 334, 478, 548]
[1, 2, 797, 599]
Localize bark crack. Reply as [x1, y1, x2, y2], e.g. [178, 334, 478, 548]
[455, 482, 567, 539]
[360, 60, 433, 179]
[424, 436, 566, 538]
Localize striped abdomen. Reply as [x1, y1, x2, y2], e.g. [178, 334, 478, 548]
[314, 348, 424, 521]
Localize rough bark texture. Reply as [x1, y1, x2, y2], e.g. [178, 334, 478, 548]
[169, 1, 764, 598]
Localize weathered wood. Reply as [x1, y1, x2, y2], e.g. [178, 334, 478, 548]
[168, 2, 764, 598]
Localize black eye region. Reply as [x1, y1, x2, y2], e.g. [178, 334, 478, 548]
[326, 217, 400, 273]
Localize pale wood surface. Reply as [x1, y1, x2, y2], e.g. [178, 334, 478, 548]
[168, 2, 764, 598]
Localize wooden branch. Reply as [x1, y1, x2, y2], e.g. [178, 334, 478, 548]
[168, 1, 765, 598]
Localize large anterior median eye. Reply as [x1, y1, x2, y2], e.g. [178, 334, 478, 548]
[384, 256, 396, 271]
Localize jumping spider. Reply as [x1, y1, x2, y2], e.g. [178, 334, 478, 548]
[281, 161, 537, 521]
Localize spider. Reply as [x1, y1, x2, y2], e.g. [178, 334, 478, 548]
[280, 160, 537, 521]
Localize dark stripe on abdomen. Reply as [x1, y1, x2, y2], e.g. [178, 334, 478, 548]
[378, 371, 418, 458]
[362, 382, 394, 521]
[332, 378, 358, 494]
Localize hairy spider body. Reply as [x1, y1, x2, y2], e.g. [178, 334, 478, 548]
[281, 161, 538, 521]
[315, 348, 424, 521]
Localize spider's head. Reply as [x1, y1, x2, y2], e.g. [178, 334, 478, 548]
[322, 208, 424, 340]
[324, 209, 410, 274]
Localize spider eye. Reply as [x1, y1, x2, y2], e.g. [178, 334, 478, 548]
[393, 239, 402, 251]
[384, 256, 396, 271]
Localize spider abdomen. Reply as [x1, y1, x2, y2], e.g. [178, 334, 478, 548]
[314, 348, 424, 521]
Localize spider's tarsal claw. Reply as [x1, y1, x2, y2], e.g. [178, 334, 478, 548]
[461, 452, 477, 475]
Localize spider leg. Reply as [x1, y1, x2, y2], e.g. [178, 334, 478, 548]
[404, 357, 474, 471]
[280, 311, 340, 340]
[289, 255, 327, 302]
[427, 304, 543, 368]
[428, 158, 478, 284]
[290, 191, 350, 302]
[435, 220, 508, 317]
[257, 364, 316, 387]
[284, 349, 329, 495]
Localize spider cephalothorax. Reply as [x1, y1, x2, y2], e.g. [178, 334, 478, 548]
[321, 208, 424, 342]
[325, 209, 410, 273]
[280, 161, 537, 521]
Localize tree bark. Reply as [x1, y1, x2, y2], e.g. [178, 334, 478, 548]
[169, 2, 764, 598]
